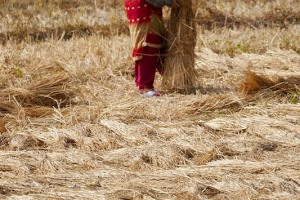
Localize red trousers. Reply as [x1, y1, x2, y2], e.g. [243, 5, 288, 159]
[135, 46, 163, 91]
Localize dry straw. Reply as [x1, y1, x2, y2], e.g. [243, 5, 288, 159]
[0, 117, 6, 133]
[0, 72, 74, 117]
[185, 94, 242, 113]
[240, 71, 300, 95]
[162, 0, 198, 93]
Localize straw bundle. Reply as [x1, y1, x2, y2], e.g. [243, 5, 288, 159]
[0, 73, 74, 117]
[240, 71, 300, 95]
[25, 73, 74, 107]
[162, 0, 198, 93]
[0, 74, 73, 107]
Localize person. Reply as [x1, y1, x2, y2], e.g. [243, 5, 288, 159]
[124, 0, 178, 97]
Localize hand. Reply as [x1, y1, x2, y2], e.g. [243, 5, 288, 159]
[171, 0, 179, 8]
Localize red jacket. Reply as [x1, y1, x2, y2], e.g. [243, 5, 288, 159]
[125, 0, 163, 24]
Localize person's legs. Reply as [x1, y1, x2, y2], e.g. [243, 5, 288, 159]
[135, 46, 160, 91]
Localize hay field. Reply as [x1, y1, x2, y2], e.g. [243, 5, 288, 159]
[0, 0, 300, 199]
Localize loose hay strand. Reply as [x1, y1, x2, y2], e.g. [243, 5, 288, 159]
[162, 0, 198, 93]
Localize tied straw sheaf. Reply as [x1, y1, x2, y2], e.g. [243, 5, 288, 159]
[162, 0, 198, 94]
[0, 66, 74, 117]
[240, 71, 300, 96]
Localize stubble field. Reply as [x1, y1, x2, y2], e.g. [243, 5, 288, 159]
[0, 0, 300, 199]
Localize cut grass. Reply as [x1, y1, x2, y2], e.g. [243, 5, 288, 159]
[199, 25, 300, 56]
[0, 1, 299, 199]
[1, 0, 299, 44]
